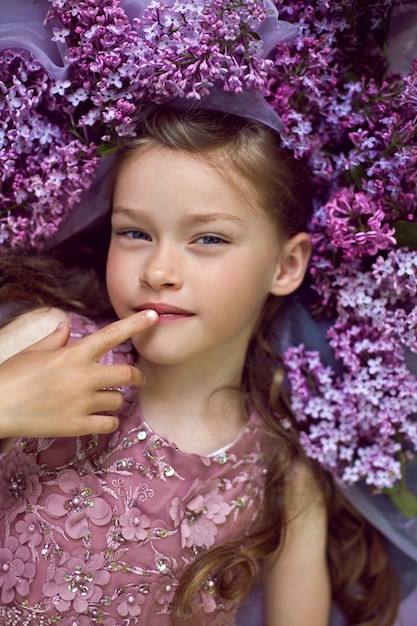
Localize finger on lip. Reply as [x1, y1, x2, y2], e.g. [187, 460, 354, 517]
[143, 309, 159, 322]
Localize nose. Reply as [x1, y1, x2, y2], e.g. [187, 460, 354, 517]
[139, 242, 183, 290]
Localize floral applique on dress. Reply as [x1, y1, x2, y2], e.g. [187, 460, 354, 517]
[0, 313, 270, 626]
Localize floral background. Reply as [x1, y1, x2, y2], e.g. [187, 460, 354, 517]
[1, 0, 417, 513]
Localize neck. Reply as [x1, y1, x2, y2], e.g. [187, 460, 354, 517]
[136, 357, 248, 455]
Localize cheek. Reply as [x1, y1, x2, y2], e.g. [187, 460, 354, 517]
[106, 249, 130, 304]
[216, 254, 276, 302]
[202, 271, 268, 326]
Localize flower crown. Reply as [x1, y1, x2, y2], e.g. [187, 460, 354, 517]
[2, 0, 417, 521]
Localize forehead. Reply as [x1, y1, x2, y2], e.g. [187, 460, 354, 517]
[114, 144, 274, 227]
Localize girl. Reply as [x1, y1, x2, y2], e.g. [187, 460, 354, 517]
[0, 107, 398, 625]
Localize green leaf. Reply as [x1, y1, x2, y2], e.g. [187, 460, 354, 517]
[97, 144, 119, 157]
[388, 488, 417, 519]
[393, 220, 417, 249]
[345, 164, 365, 189]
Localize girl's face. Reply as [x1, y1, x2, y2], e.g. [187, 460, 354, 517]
[107, 145, 307, 369]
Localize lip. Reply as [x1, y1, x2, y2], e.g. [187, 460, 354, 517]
[135, 302, 195, 323]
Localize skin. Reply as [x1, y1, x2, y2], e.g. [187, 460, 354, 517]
[107, 145, 330, 623]
[107, 145, 311, 454]
[264, 463, 330, 626]
[0, 309, 158, 444]
[0, 144, 330, 625]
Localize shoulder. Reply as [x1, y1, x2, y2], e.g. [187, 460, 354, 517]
[263, 461, 331, 625]
[277, 460, 328, 563]
[0, 307, 70, 363]
[284, 460, 325, 520]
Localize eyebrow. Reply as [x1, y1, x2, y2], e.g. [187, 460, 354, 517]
[112, 206, 245, 226]
[181, 212, 245, 226]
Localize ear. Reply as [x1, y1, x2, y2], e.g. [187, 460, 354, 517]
[269, 232, 311, 296]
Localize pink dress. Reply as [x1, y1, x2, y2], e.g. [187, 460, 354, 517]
[0, 313, 270, 626]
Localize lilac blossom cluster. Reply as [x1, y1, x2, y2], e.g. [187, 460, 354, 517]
[1, 0, 270, 248]
[269, 0, 417, 305]
[0, 49, 99, 248]
[267, 0, 417, 495]
[285, 261, 417, 490]
[47, 0, 270, 119]
[137, 0, 271, 97]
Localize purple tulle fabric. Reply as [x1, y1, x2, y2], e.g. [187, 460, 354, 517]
[0, 0, 68, 80]
[387, 3, 417, 76]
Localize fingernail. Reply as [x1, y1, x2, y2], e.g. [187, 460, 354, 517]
[145, 310, 158, 321]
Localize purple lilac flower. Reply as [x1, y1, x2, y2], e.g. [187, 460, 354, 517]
[0, 49, 99, 249]
[284, 261, 417, 490]
[45, 0, 270, 138]
[262, 0, 417, 493]
[135, 0, 270, 98]
[3, 0, 270, 249]
[284, 343, 414, 490]
[373, 249, 417, 300]
[324, 188, 396, 259]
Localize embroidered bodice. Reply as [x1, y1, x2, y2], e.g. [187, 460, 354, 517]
[0, 313, 270, 626]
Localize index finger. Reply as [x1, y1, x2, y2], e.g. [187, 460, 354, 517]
[78, 310, 158, 360]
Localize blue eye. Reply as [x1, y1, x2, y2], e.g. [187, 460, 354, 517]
[196, 235, 226, 245]
[125, 230, 152, 241]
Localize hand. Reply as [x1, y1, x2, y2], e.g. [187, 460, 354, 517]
[0, 310, 158, 439]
